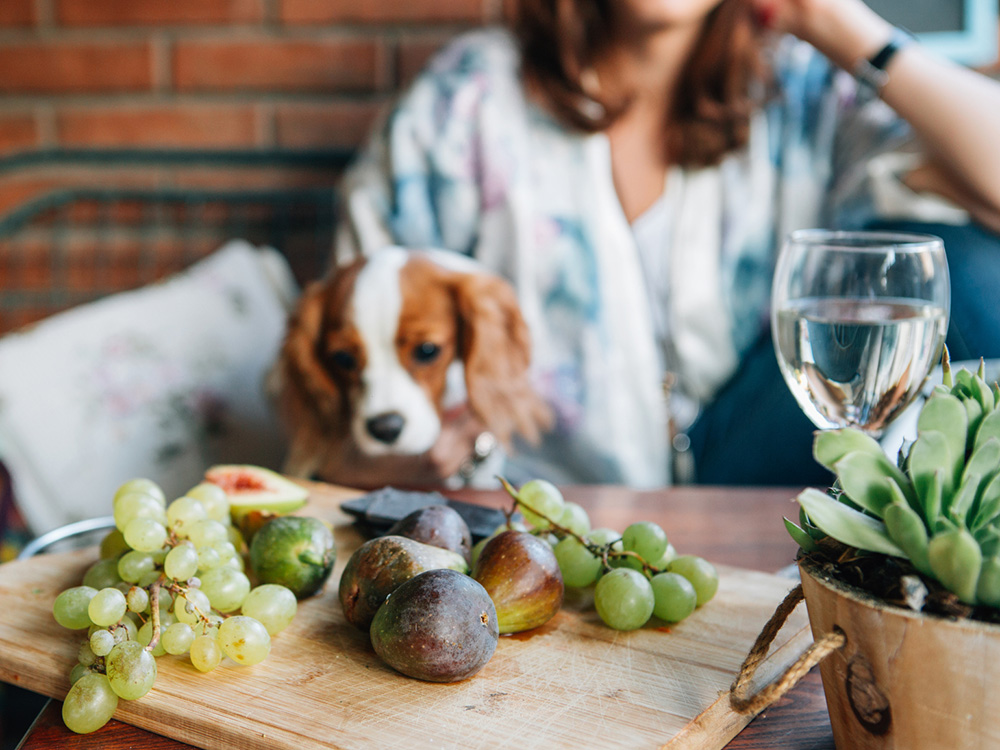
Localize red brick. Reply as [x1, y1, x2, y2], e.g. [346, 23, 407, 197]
[0, 43, 152, 94]
[275, 101, 382, 149]
[0, 0, 34, 27]
[280, 0, 483, 24]
[0, 115, 38, 153]
[57, 105, 258, 148]
[57, 0, 263, 25]
[174, 39, 379, 93]
[398, 37, 452, 87]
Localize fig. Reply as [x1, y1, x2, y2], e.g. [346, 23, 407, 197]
[471, 530, 564, 634]
[387, 504, 473, 564]
[248, 516, 336, 599]
[370, 569, 498, 682]
[339, 535, 468, 630]
[204, 464, 308, 520]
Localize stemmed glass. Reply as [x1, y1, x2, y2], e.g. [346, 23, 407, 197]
[771, 229, 950, 437]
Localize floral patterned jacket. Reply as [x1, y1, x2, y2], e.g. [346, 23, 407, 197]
[336, 28, 912, 487]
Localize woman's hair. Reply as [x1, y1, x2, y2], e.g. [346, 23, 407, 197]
[514, 0, 767, 168]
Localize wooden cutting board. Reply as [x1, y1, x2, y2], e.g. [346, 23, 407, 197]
[0, 482, 811, 750]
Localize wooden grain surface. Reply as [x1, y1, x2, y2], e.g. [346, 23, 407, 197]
[0, 483, 814, 750]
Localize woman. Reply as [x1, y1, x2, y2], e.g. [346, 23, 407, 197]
[330, 0, 1000, 488]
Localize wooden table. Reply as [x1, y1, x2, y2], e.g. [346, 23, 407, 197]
[12, 485, 835, 750]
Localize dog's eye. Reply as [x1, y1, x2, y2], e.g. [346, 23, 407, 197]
[413, 342, 441, 363]
[327, 350, 358, 371]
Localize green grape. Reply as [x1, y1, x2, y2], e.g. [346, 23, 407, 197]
[622, 521, 669, 563]
[77, 642, 97, 667]
[558, 502, 591, 536]
[185, 482, 230, 523]
[117, 551, 156, 584]
[62, 673, 118, 734]
[114, 478, 165, 506]
[470, 537, 489, 568]
[197, 547, 223, 572]
[53, 586, 98, 630]
[89, 629, 116, 657]
[99, 528, 129, 560]
[161, 622, 196, 655]
[241, 584, 297, 635]
[650, 542, 678, 571]
[213, 541, 238, 562]
[226, 525, 245, 550]
[190, 634, 222, 672]
[69, 663, 90, 685]
[199, 567, 250, 613]
[88, 587, 127, 628]
[174, 588, 211, 625]
[164, 544, 199, 581]
[594, 568, 655, 631]
[137, 570, 162, 588]
[218, 616, 270, 666]
[115, 620, 135, 643]
[650, 572, 697, 623]
[197, 613, 224, 636]
[137, 614, 174, 657]
[668, 555, 719, 606]
[125, 586, 149, 614]
[82, 558, 123, 591]
[114, 494, 167, 533]
[586, 528, 623, 577]
[106, 641, 157, 700]
[123, 518, 168, 553]
[516, 479, 565, 529]
[186, 519, 228, 548]
[167, 496, 208, 533]
[554, 537, 602, 588]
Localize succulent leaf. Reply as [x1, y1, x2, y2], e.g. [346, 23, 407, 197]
[949, 472, 981, 525]
[974, 525, 1000, 557]
[834, 452, 909, 518]
[783, 518, 818, 553]
[928, 529, 982, 604]
[965, 398, 984, 446]
[813, 429, 885, 472]
[976, 556, 1000, 607]
[884, 502, 932, 577]
[974, 409, 1000, 451]
[972, 473, 1000, 530]
[910, 434, 952, 518]
[917, 394, 967, 486]
[796, 488, 904, 557]
[971, 373, 995, 413]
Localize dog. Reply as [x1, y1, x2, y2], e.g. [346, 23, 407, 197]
[269, 246, 551, 486]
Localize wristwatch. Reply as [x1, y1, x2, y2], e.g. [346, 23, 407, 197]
[853, 27, 914, 91]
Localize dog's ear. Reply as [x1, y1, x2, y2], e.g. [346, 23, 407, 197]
[452, 274, 552, 446]
[269, 280, 345, 477]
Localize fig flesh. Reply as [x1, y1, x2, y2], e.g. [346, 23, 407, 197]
[204, 464, 308, 519]
[370, 569, 498, 682]
[387, 504, 473, 564]
[338, 535, 468, 630]
[472, 530, 563, 634]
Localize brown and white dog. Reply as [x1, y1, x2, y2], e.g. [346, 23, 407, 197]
[269, 246, 551, 485]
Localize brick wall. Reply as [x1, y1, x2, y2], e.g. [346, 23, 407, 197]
[0, 0, 509, 155]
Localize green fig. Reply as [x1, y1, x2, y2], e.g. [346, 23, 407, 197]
[338, 535, 468, 630]
[248, 516, 335, 599]
[471, 530, 563, 634]
[370, 569, 498, 682]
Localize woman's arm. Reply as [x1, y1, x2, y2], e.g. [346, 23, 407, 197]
[757, 0, 1000, 217]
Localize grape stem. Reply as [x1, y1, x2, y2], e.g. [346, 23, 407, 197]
[147, 578, 162, 653]
[497, 477, 664, 576]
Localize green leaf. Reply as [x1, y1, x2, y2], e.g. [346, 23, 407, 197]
[976, 556, 1000, 608]
[958, 437, 1000, 518]
[965, 398, 984, 448]
[928, 529, 982, 604]
[814, 429, 885, 472]
[973, 473, 1000, 530]
[796, 488, 904, 557]
[950, 472, 981, 525]
[974, 409, 1000, 451]
[783, 518, 819, 552]
[917, 394, 968, 485]
[973, 371, 995, 413]
[909, 433, 952, 517]
[977, 527, 1000, 558]
[834, 452, 906, 518]
[884, 502, 932, 576]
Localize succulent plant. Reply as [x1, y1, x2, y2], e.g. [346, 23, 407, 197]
[787, 355, 1000, 608]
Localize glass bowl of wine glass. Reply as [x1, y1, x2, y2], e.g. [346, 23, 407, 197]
[771, 229, 950, 437]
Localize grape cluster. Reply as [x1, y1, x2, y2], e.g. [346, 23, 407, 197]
[52, 479, 298, 734]
[497, 479, 719, 631]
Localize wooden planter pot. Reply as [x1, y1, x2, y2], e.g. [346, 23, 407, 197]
[799, 558, 1000, 749]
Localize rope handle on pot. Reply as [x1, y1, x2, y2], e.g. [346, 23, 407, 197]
[729, 583, 846, 715]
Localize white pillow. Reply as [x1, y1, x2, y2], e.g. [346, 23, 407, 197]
[0, 240, 298, 534]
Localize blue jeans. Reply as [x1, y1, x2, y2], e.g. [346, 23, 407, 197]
[689, 220, 1000, 486]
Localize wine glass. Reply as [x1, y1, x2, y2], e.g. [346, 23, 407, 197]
[771, 229, 950, 437]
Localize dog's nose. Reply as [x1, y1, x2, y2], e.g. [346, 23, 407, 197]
[366, 412, 405, 444]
